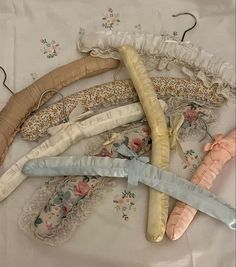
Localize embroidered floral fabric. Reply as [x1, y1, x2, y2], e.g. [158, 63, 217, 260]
[19, 121, 152, 245]
[21, 77, 224, 141]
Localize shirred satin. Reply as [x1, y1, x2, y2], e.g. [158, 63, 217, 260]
[166, 129, 236, 240]
[22, 155, 236, 230]
[78, 31, 235, 88]
[118, 45, 170, 242]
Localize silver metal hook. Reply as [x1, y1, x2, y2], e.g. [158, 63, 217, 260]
[199, 118, 214, 142]
[172, 12, 197, 41]
[0, 66, 14, 95]
[35, 89, 69, 123]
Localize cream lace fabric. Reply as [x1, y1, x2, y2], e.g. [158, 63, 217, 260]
[77, 31, 235, 93]
[18, 121, 150, 246]
[18, 176, 114, 246]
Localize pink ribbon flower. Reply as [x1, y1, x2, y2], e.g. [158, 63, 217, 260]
[203, 134, 224, 152]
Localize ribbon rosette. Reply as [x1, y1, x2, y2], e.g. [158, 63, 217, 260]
[203, 134, 224, 152]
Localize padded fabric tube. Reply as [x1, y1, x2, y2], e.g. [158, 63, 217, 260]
[166, 129, 236, 240]
[0, 56, 119, 165]
[118, 45, 170, 242]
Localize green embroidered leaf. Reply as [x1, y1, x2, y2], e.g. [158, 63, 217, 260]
[63, 191, 71, 201]
[34, 217, 43, 226]
[44, 204, 51, 212]
[53, 196, 61, 205]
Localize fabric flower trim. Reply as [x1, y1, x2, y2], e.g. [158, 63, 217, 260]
[32, 123, 151, 235]
[183, 103, 200, 125]
[74, 181, 91, 197]
[34, 176, 95, 233]
[204, 134, 224, 152]
[40, 38, 60, 58]
[102, 8, 120, 30]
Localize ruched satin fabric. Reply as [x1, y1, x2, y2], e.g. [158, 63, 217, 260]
[118, 46, 170, 242]
[22, 155, 236, 230]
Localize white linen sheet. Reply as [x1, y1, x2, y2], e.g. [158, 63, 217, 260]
[0, 0, 235, 266]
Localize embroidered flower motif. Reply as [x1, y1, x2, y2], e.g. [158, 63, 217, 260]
[173, 31, 178, 37]
[30, 73, 38, 81]
[128, 137, 144, 152]
[102, 8, 120, 30]
[161, 31, 179, 41]
[113, 190, 136, 221]
[45, 220, 53, 230]
[203, 134, 224, 152]
[182, 149, 200, 170]
[74, 181, 90, 197]
[40, 38, 60, 58]
[134, 24, 142, 33]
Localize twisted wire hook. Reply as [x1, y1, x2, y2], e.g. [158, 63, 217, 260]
[172, 12, 197, 41]
[36, 89, 69, 123]
[0, 66, 14, 95]
[199, 118, 214, 142]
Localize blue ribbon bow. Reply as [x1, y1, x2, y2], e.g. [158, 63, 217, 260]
[117, 144, 149, 186]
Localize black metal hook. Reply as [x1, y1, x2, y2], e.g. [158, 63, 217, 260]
[0, 66, 14, 95]
[172, 12, 197, 41]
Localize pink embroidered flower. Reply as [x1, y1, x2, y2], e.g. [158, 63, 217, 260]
[45, 220, 52, 230]
[204, 134, 224, 152]
[184, 108, 199, 123]
[128, 137, 143, 152]
[142, 126, 151, 136]
[74, 181, 90, 197]
[95, 147, 113, 157]
[62, 205, 68, 215]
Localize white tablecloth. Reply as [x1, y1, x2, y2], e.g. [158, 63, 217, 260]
[0, 0, 235, 266]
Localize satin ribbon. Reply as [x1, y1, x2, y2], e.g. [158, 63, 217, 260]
[169, 114, 186, 161]
[47, 104, 95, 136]
[204, 134, 224, 152]
[117, 144, 149, 186]
[22, 155, 236, 229]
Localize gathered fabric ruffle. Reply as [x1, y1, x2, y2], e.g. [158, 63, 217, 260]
[77, 30, 235, 91]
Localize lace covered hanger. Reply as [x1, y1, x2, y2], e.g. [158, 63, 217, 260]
[77, 13, 235, 90]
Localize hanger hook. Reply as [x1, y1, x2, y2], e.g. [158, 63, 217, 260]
[172, 12, 197, 41]
[35, 89, 69, 123]
[0, 66, 14, 95]
[199, 118, 214, 142]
